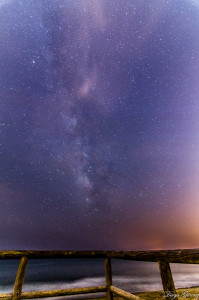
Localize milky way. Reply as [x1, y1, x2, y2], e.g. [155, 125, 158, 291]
[1, 0, 199, 250]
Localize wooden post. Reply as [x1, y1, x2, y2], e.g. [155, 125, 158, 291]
[158, 260, 178, 300]
[13, 256, 28, 300]
[105, 257, 113, 300]
[110, 286, 141, 299]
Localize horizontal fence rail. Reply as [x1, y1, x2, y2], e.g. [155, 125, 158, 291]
[1, 249, 199, 300]
[0, 286, 107, 300]
[1, 249, 199, 263]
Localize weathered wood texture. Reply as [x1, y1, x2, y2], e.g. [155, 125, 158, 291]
[0, 293, 12, 300]
[0, 251, 107, 259]
[1, 249, 199, 263]
[3, 287, 199, 300]
[110, 286, 141, 300]
[158, 260, 177, 300]
[13, 256, 28, 300]
[14, 286, 106, 299]
[105, 257, 113, 300]
[0, 286, 106, 300]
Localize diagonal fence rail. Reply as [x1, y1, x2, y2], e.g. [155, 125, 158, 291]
[1, 249, 199, 300]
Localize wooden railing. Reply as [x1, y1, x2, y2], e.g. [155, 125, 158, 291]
[1, 249, 199, 300]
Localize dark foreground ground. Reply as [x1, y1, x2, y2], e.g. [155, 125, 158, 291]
[85, 286, 199, 299]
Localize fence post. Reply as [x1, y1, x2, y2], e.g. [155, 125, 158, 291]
[158, 260, 178, 300]
[105, 257, 113, 300]
[13, 256, 28, 300]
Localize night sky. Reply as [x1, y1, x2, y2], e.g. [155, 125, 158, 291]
[1, 0, 199, 250]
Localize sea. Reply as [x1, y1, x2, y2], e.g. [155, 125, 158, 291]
[1, 258, 199, 298]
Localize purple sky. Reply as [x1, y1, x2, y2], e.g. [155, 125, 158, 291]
[1, 0, 199, 250]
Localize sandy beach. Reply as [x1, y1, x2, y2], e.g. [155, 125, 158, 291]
[81, 287, 199, 300]
[37, 287, 199, 300]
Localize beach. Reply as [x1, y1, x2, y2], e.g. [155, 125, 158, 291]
[1, 259, 199, 299]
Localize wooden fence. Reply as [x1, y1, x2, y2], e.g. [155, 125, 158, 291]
[1, 249, 199, 300]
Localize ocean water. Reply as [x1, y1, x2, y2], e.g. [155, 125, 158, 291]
[1, 258, 199, 298]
